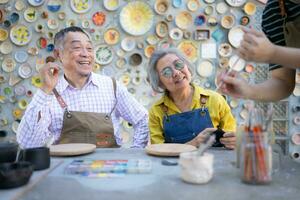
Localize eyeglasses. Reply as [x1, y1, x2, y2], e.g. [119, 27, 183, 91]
[159, 59, 185, 78]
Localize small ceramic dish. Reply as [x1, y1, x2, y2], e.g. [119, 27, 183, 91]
[228, 26, 244, 48]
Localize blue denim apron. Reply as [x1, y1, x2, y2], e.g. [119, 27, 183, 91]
[162, 95, 214, 144]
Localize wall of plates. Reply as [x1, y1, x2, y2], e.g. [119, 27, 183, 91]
[0, 0, 299, 156]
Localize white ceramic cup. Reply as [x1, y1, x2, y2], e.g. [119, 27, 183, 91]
[179, 151, 214, 184]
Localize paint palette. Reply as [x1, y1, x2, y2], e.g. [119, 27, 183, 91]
[65, 159, 152, 177]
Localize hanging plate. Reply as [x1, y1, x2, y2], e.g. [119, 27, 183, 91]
[24, 7, 38, 23]
[121, 37, 136, 52]
[104, 28, 120, 45]
[103, 0, 119, 11]
[70, 0, 93, 14]
[120, 1, 154, 36]
[225, 0, 246, 7]
[47, 0, 62, 12]
[18, 63, 33, 79]
[92, 11, 106, 26]
[244, 2, 256, 15]
[169, 28, 183, 40]
[218, 43, 232, 57]
[0, 28, 8, 42]
[14, 50, 29, 63]
[172, 0, 182, 8]
[154, 0, 169, 15]
[175, 11, 192, 30]
[156, 21, 168, 38]
[228, 26, 244, 48]
[177, 40, 198, 63]
[10, 24, 32, 46]
[187, 0, 200, 12]
[216, 2, 228, 14]
[2, 57, 16, 73]
[94, 45, 113, 65]
[229, 55, 245, 71]
[197, 60, 214, 77]
[28, 0, 45, 7]
[144, 45, 155, 58]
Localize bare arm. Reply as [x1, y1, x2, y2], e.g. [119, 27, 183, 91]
[238, 28, 300, 69]
[218, 67, 295, 102]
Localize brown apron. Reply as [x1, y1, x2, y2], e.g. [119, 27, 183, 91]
[53, 78, 119, 148]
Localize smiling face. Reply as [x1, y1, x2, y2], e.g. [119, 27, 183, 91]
[56, 31, 94, 80]
[156, 53, 191, 93]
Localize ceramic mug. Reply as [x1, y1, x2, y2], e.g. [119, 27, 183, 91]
[20, 147, 50, 170]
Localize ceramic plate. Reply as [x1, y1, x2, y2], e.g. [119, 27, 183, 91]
[172, 0, 182, 8]
[156, 21, 168, 38]
[50, 143, 96, 156]
[47, 0, 62, 12]
[218, 43, 232, 57]
[18, 63, 33, 79]
[175, 11, 192, 29]
[120, 1, 154, 36]
[197, 60, 214, 77]
[229, 55, 245, 71]
[187, 0, 199, 12]
[104, 28, 120, 45]
[204, 0, 215, 3]
[92, 12, 106, 26]
[28, 0, 45, 7]
[2, 57, 16, 73]
[216, 2, 228, 14]
[169, 28, 183, 40]
[24, 7, 38, 22]
[47, 19, 59, 29]
[14, 85, 26, 96]
[154, 0, 169, 15]
[0, 41, 12, 54]
[14, 50, 29, 63]
[70, 0, 92, 14]
[103, 0, 119, 11]
[94, 45, 113, 65]
[145, 144, 197, 157]
[228, 26, 244, 48]
[244, 2, 256, 15]
[10, 24, 32, 46]
[146, 35, 159, 45]
[144, 45, 155, 58]
[0, 28, 8, 41]
[177, 40, 198, 63]
[121, 37, 136, 51]
[225, 0, 246, 7]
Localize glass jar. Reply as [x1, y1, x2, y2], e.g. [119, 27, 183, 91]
[240, 129, 272, 185]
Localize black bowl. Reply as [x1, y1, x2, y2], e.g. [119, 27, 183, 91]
[0, 161, 33, 189]
[0, 142, 18, 163]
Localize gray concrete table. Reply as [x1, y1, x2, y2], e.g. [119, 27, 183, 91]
[2, 148, 300, 200]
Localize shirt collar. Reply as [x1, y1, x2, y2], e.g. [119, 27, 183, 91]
[55, 72, 99, 94]
[153, 83, 211, 107]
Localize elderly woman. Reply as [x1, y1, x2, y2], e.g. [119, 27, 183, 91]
[147, 48, 236, 149]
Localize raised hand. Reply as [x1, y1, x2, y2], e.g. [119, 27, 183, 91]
[39, 62, 60, 94]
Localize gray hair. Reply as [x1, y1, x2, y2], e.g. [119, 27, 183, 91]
[54, 26, 91, 50]
[147, 48, 195, 93]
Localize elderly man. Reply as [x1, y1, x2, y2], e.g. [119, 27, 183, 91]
[17, 26, 149, 148]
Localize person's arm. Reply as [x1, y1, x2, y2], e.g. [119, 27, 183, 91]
[115, 82, 149, 148]
[17, 90, 53, 148]
[238, 28, 300, 69]
[218, 67, 295, 101]
[149, 108, 165, 144]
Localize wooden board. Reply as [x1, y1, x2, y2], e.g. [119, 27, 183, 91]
[145, 144, 197, 157]
[50, 143, 96, 156]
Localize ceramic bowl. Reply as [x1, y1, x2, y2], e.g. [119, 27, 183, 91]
[0, 142, 18, 163]
[0, 161, 33, 189]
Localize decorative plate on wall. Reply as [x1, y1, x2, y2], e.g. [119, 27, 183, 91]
[28, 0, 45, 7]
[175, 11, 192, 29]
[10, 24, 32, 46]
[104, 28, 120, 45]
[103, 0, 119, 11]
[121, 37, 136, 51]
[228, 26, 244, 48]
[2, 57, 16, 73]
[94, 45, 113, 65]
[225, 0, 246, 7]
[177, 40, 198, 63]
[70, 0, 93, 14]
[197, 60, 214, 77]
[120, 1, 154, 36]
